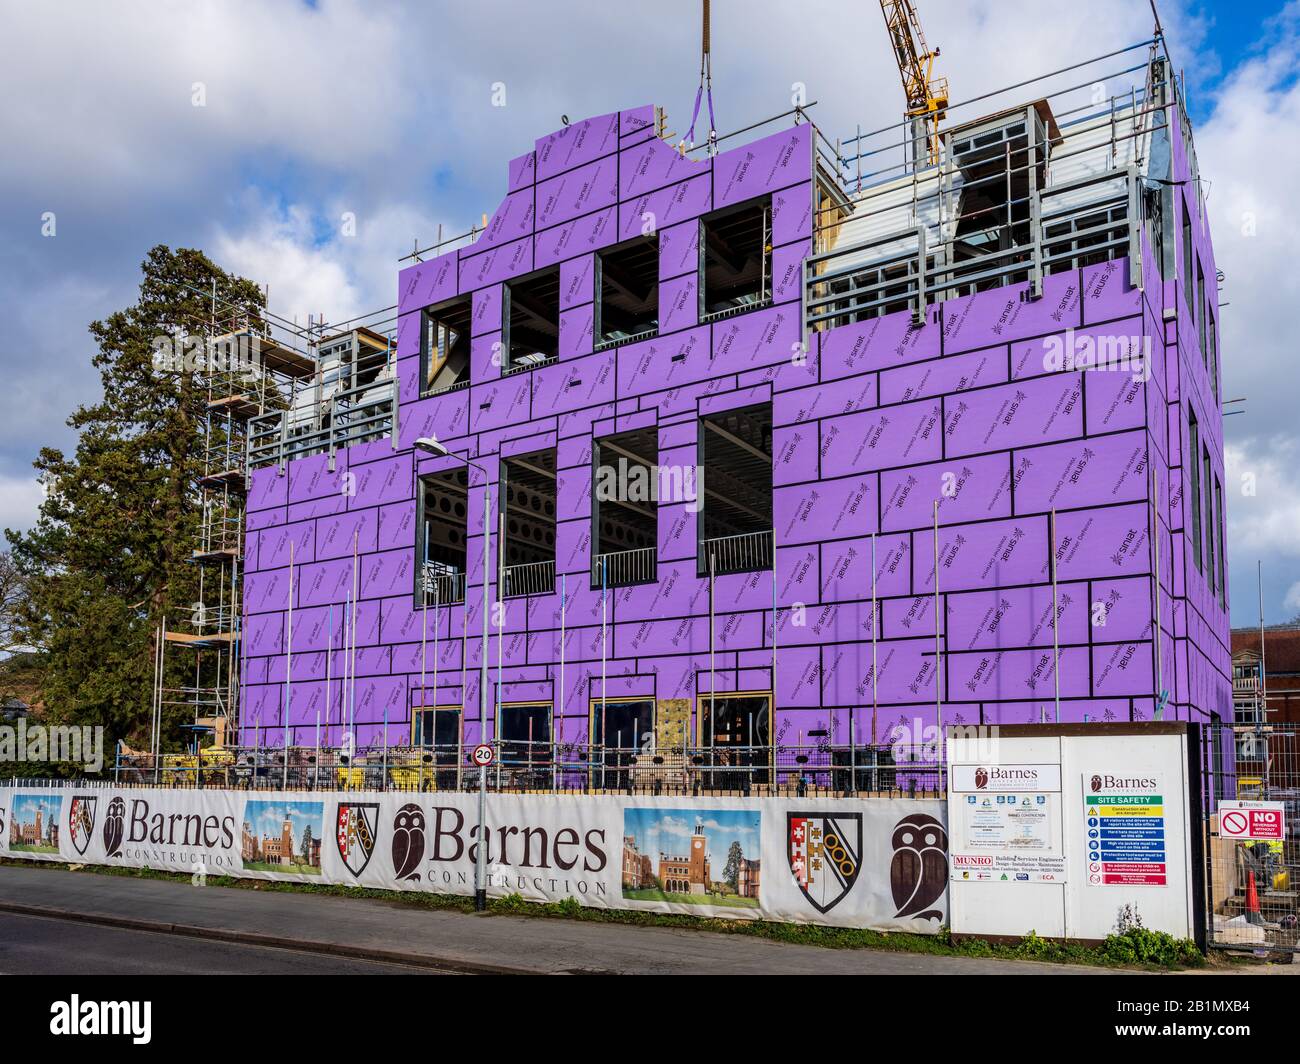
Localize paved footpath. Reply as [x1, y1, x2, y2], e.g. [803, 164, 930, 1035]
[0, 863, 1118, 975]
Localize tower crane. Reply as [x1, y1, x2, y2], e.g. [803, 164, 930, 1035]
[878, 0, 949, 165]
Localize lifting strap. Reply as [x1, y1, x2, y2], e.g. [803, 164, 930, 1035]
[683, 0, 716, 153]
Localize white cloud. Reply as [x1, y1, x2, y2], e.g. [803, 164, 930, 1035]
[0, 473, 47, 535]
[2, 0, 1297, 626]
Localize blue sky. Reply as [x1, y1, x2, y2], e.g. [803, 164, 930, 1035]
[625, 808, 761, 861]
[1, 0, 1299, 625]
[243, 800, 324, 843]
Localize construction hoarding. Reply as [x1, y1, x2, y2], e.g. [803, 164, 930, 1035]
[0, 786, 948, 933]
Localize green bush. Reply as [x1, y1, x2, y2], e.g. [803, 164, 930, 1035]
[1099, 927, 1203, 969]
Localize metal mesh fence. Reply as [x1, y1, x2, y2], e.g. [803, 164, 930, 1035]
[97, 741, 944, 799]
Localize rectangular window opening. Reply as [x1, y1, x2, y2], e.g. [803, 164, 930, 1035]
[700, 693, 772, 789]
[593, 426, 659, 589]
[417, 467, 470, 606]
[420, 294, 472, 396]
[700, 196, 773, 322]
[499, 702, 552, 768]
[501, 448, 556, 598]
[698, 403, 773, 577]
[504, 267, 560, 372]
[597, 237, 659, 349]
[1187, 406, 1202, 574]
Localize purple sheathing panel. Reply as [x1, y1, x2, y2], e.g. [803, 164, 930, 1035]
[821, 397, 943, 477]
[658, 221, 699, 281]
[1011, 429, 1148, 514]
[536, 156, 619, 231]
[944, 583, 1090, 651]
[397, 250, 457, 317]
[775, 474, 877, 545]
[913, 515, 1050, 595]
[880, 344, 1008, 404]
[508, 151, 537, 193]
[620, 137, 706, 199]
[710, 303, 800, 374]
[536, 112, 619, 182]
[820, 310, 939, 382]
[472, 285, 502, 337]
[620, 173, 712, 241]
[535, 206, 617, 269]
[942, 270, 1083, 354]
[247, 465, 288, 512]
[712, 126, 811, 210]
[560, 254, 595, 309]
[241, 102, 1230, 748]
[476, 188, 536, 253]
[620, 106, 654, 138]
[659, 273, 698, 334]
[881, 452, 1011, 533]
[559, 303, 595, 360]
[459, 236, 532, 291]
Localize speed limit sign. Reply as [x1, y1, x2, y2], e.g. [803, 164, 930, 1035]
[471, 743, 494, 768]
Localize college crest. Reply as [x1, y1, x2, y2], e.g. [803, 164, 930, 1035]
[68, 795, 98, 857]
[788, 812, 862, 914]
[335, 802, 379, 877]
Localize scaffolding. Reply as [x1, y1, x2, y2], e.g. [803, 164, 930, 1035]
[149, 295, 319, 767]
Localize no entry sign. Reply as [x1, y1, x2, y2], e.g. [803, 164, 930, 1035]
[1219, 801, 1285, 842]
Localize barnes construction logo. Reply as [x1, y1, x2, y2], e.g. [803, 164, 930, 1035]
[1089, 772, 1158, 791]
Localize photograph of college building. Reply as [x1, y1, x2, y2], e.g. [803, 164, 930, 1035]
[205, 28, 1228, 774]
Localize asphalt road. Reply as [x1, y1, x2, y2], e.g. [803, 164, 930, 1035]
[0, 911, 441, 975]
[0, 864, 1118, 974]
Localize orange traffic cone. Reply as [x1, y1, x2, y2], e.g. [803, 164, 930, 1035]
[1245, 870, 1265, 926]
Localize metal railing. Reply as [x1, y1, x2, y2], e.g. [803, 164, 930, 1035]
[698, 529, 774, 576]
[806, 42, 1171, 335]
[502, 559, 555, 598]
[248, 378, 398, 470]
[420, 563, 466, 606]
[105, 741, 944, 797]
[592, 546, 657, 588]
[805, 166, 1139, 333]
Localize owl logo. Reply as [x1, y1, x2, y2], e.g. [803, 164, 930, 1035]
[974, 766, 989, 789]
[336, 802, 379, 878]
[1090, 774, 1103, 793]
[788, 813, 862, 914]
[391, 803, 426, 882]
[68, 796, 98, 856]
[890, 813, 948, 922]
[102, 797, 126, 857]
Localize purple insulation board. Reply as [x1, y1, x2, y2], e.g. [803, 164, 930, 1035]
[240, 106, 1231, 750]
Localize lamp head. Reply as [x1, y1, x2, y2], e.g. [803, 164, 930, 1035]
[413, 435, 448, 457]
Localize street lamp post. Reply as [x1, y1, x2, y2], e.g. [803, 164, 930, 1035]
[415, 436, 493, 912]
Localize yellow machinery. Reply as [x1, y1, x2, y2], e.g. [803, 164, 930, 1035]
[878, 1, 949, 165]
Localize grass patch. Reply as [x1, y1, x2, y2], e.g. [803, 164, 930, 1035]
[0, 857, 1203, 970]
[622, 887, 759, 908]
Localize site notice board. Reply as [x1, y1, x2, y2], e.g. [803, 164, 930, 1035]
[947, 724, 1203, 946]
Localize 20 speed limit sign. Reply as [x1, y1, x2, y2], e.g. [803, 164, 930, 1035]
[1219, 800, 1285, 841]
[471, 743, 494, 768]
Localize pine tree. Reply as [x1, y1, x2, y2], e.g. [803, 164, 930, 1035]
[6, 246, 265, 760]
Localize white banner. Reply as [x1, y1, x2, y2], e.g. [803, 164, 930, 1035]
[0, 785, 948, 933]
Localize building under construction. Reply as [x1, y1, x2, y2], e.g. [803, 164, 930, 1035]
[150, 8, 1231, 790]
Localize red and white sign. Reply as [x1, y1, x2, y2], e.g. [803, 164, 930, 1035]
[1219, 801, 1285, 842]
[471, 743, 495, 768]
